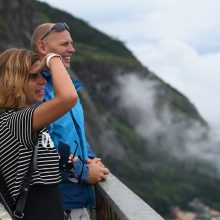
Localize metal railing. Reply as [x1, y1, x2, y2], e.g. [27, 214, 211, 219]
[95, 173, 165, 220]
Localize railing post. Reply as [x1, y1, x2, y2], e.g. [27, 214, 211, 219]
[95, 184, 109, 220]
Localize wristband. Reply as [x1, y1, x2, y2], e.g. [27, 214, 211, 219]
[46, 53, 62, 68]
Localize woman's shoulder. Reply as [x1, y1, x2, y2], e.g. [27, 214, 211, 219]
[7, 107, 36, 116]
[0, 107, 36, 126]
[0, 108, 16, 118]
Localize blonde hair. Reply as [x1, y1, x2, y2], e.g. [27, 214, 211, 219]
[0, 48, 39, 109]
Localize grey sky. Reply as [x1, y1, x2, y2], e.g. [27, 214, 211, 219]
[39, 0, 220, 132]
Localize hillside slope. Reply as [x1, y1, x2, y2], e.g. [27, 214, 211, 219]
[0, 0, 220, 218]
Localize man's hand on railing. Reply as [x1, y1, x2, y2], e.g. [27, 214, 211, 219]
[86, 158, 110, 185]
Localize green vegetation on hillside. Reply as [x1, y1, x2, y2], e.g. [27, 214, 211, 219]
[103, 113, 220, 218]
[2, 1, 217, 218]
[30, 2, 220, 217]
[92, 101, 220, 218]
[34, 1, 137, 61]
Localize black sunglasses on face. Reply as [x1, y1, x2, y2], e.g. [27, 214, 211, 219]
[41, 22, 70, 40]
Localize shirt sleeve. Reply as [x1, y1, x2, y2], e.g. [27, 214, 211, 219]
[74, 160, 89, 183]
[7, 107, 37, 149]
[87, 142, 96, 158]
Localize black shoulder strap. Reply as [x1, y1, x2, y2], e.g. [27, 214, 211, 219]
[13, 147, 36, 219]
[0, 110, 37, 219]
[0, 186, 15, 219]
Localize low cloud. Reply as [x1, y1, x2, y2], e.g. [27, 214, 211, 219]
[41, 0, 220, 134]
[131, 39, 220, 133]
[113, 73, 220, 173]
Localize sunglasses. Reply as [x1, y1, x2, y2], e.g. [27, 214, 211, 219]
[41, 22, 70, 40]
[58, 140, 83, 183]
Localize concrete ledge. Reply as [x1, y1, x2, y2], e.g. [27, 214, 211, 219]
[95, 172, 165, 220]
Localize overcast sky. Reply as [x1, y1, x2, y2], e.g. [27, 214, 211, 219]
[39, 0, 220, 133]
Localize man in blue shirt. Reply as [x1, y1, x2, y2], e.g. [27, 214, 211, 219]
[31, 22, 109, 220]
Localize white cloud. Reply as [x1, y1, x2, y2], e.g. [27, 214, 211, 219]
[39, 0, 220, 133]
[114, 74, 220, 173]
[131, 38, 220, 131]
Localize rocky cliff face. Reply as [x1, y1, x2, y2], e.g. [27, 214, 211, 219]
[0, 0, 208, 175]
[1, 1, 220, 217]
[0, 0, 39, 50]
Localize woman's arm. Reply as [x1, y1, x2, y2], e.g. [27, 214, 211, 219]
[32, 55, 78, 131]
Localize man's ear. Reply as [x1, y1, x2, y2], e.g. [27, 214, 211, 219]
[37, 40, 47, 55]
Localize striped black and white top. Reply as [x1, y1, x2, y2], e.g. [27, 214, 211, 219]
[0, 107, 61, 200]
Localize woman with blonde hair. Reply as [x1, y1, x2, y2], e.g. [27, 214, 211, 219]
[0, 48, 78, 220]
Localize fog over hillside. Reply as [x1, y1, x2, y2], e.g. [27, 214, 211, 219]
[113, 74, 220, 174]
[39, 0, 220, 135]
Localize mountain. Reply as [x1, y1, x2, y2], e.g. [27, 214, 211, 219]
[0, 0, 40, 50]
[1, 0, 220, 218]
